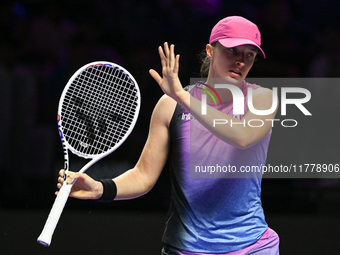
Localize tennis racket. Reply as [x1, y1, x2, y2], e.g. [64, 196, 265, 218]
[37, 61, 141, 247]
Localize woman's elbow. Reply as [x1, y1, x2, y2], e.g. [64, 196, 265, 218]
[233, 133, 255, 149]
[137, 168, 158, 195]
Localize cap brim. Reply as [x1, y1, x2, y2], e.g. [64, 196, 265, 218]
[218, 38, 266, 58]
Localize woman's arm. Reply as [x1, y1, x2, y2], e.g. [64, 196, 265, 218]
[149, 42, 278, 149]
[113, 95, 175, 200]
[178, 87, 278, 149]
[57, 95, 176, 200]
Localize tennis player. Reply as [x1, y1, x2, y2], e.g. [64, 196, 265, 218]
[58, 16, 280, 254]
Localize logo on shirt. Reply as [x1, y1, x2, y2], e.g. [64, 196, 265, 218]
[182, 113, 196, 121]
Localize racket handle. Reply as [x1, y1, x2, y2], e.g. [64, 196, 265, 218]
[37, 183, 72, 246]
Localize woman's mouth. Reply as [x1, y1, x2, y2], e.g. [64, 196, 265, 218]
[229, 70, 242, 78]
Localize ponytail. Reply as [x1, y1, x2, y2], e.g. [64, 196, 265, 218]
[200, 56, 210, 78]
[199, 42, 217, 78]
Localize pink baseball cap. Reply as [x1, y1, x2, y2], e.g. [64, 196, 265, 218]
[209, 16, 265, 58]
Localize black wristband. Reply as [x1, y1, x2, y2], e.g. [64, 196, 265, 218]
[98, 179, 117, 202]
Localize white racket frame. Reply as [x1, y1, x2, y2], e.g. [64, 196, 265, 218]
[37, 61, 140, 246]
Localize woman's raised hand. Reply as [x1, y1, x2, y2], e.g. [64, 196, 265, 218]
[149, 42, 185, 101]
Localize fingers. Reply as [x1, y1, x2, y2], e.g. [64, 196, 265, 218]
[55, 174, 73, 194]
[174, 54, 180, 75]
[158, 45, 166, 68]
[57, 169, 76, 190]
[169, 44, 175, 66]
[149, 69, 162, 85]
[59, 169, 64, 178]
[164, 42, 170, 66]
[59, 169, 75, 179]
[165, 42, 175, 68]
[158, 42, 178, 69]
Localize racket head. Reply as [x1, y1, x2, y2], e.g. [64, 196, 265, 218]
[57, 61, 141, 159]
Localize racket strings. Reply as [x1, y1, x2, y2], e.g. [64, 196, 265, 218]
[61, 65, 139, 156]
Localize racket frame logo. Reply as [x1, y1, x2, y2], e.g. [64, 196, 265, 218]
[58, 114, 69, 174]
[85, 63, 114, 69]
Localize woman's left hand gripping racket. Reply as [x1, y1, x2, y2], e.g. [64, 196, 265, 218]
[37, 61, 141, 247]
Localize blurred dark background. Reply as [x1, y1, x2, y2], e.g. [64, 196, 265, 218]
[1, 0, 340, 254]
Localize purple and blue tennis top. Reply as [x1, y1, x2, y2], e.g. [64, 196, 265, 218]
[162, 81, 272, 253]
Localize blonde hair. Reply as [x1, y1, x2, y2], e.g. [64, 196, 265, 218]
[199, 42, 217, 78]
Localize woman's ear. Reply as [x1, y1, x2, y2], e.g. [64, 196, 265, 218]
[206, 44, 213, 59]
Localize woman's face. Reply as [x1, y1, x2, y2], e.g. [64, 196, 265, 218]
[207, 42, 258, 83]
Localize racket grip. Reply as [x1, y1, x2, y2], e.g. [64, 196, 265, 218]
[37, 183, 72, 247]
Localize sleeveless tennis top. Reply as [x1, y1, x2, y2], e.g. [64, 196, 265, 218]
[162, 81, 271, 253]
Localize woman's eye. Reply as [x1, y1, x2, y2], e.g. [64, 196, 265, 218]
[229, 48, 236, 53]
[247, 52, 257, 58]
